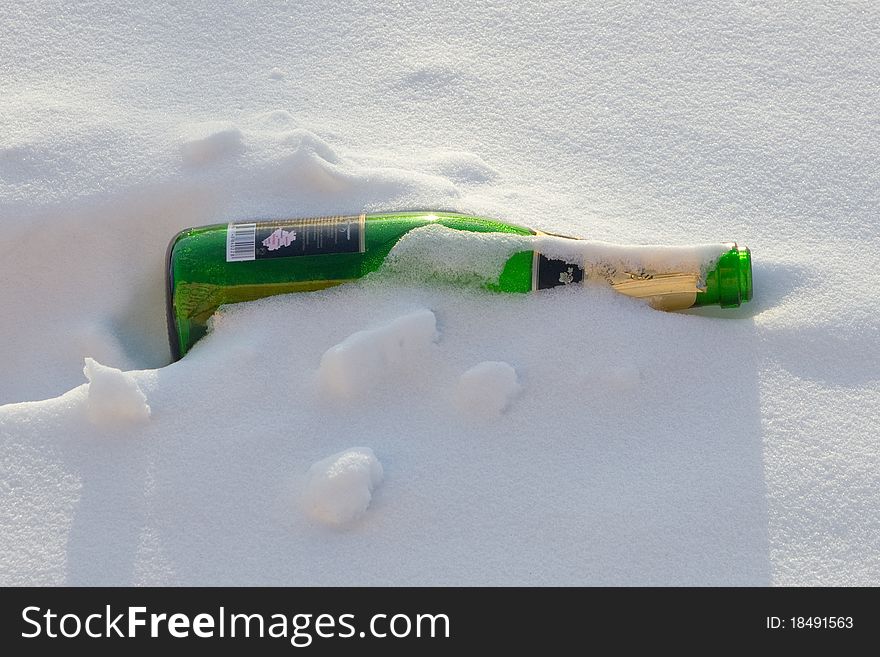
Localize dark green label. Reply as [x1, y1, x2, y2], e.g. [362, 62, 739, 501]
[536, 254, 584, 289]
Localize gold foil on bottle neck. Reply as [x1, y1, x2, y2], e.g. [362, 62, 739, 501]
[608, 272, 701, 310]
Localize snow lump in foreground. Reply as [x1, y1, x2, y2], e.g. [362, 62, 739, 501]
[316, 309, 438, 398]
[82, 357, 150, 426]
[303, 447, 384, 526]
[455, 361, 521, 416]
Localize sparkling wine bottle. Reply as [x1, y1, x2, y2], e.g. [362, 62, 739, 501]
[166, 211, 752, 359]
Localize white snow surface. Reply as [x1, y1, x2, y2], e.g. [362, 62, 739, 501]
[316, 309, 438, 399]
[1, 2, 879, 585]
[82, 357, 151, 427]
[455, 361, 521, 417]
[303, 447, 384, 526]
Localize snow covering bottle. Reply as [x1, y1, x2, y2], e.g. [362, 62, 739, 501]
[166, 212, 752, 359]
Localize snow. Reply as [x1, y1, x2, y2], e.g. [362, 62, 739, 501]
[180, 122, 245, 166]
[382, 224, 531, 286]
[1, 1, 879, 585]
[82, 357, 151, 427]
[455, 361, 521, 417]
[302, 448, 384, 526]
[384, 223, 729, 287]
[316, 309, 438, 399]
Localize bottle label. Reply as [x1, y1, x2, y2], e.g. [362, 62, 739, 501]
[227, 214, 365, 262]
[533, 253, 584, 290]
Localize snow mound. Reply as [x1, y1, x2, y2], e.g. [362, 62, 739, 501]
[180, 121, 245, 165]
[317, 309, 438, 398]
[82, 357, 150, 426]
[277, 128, 342, 164]
[382, 224, 529, 286]
[455, 361, 521, 416]
[303, 447, 384, 525]
[247, 109, 300, 132]
[422, 150, 499, 184]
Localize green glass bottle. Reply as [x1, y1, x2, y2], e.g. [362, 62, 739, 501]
[166, 211, 752, 359]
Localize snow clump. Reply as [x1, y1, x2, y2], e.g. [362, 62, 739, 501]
[82, 357, 150, 426]
[303, 447, 384, 525]
[455, 361, 521, 416]
[316, 309, 438, 398]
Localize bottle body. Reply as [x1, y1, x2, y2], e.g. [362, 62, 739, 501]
[166, 212, 751, 359]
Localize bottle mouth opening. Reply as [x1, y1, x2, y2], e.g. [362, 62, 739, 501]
[714, 243, 752, 308]
[738, 246, 752, 302]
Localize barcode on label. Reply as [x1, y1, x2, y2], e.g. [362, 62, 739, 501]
[226, 222, 257, 262]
